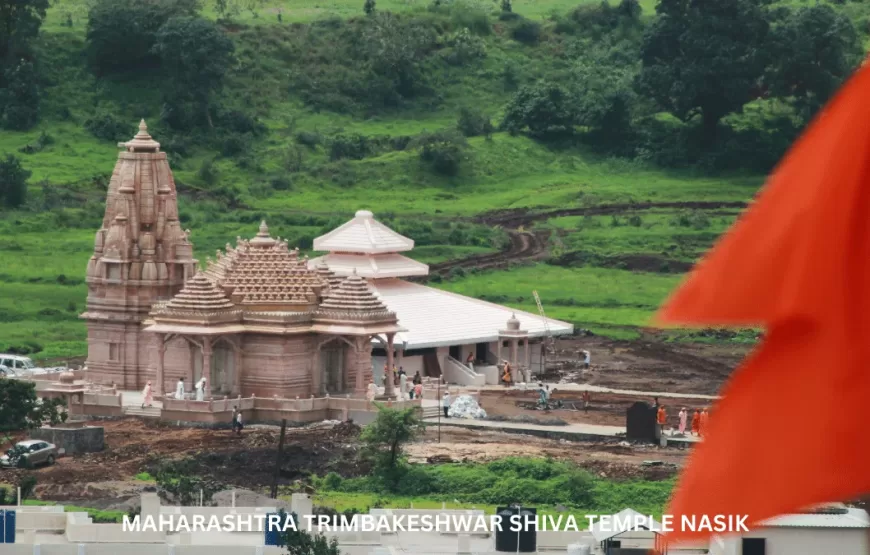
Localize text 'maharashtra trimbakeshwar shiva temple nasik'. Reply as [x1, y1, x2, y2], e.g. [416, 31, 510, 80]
[81, 121, 573, 399]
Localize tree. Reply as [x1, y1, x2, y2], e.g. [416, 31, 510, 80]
[276, 511, 341, 555]
[360, 12, 435, 103]
[359, 404, 421, 484]
[86, 0, 199, 74]
[0, 0, 49, 62]
[0, 153, 30, 207]
[637, 0, 773, 143]
[765, 3, 861, 119]
[363, 0, 375, 15]
[0, 379, 66, 451]
[152, 17, 235, 128]
[500, 0, 512, 13]
[1, 58, 39, 130]
[501, 81, 576, 139]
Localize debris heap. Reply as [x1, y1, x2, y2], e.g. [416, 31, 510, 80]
[447, 395, 487, 419]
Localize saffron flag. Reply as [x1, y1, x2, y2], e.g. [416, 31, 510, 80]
[655, 61, 870, 543]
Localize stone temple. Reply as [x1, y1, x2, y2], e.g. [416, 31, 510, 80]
[82, 122, 573, 400]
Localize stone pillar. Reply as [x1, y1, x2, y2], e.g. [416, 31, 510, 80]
[233, 344, 242, 396]
[385, 333, 395, 397]
[156, 334, 166, 397]
[312, 347, 322, 396]
[202, 339, 212, 400]
[354, 336, 366, 394]
[524, 338, 531, 369]
[496, 339, 503, 363]
[510, 339, 519, 367]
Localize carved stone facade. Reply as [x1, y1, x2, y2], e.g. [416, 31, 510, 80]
[84, 122, 401, 398]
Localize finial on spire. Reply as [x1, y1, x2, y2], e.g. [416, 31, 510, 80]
[258, 220, 269, 236]
[139, 119, 147, 132]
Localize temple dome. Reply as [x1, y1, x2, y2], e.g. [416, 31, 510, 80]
[506, 313, 521, 331]
[160, 272, 236, 312]
[319, 270, 389, 313]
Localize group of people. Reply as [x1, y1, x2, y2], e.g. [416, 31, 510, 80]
[381, 364, 424, 400]
[139, 376, 209, 408]
[656, 403, 711, 438]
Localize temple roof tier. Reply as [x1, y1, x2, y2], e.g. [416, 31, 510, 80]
[313, 210, 414, 254]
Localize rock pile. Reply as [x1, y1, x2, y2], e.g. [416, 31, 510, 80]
[447, 395, 487, 419]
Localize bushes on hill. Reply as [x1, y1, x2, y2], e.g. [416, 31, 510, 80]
[86, 0, 199, 74]
[1, 60, 40, 130]
[85, 113, 132, 142]
[0, 154, 30, 209]
[415, 130, 468, 176]
[502, 81, 576, 140]
[456, 107, 493, 138]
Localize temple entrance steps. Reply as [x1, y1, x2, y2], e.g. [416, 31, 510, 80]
[122, 406, 162, 419]
[421, 404, 441, 419]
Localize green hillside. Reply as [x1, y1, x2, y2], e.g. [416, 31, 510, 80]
[0, 0, 865, 360]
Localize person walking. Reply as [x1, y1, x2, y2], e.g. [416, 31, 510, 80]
[583, 350, 591, 369]
[234, 410, 243, 435]
[656, 404, 667, 440]
[141, 381, 153, 408]
[414, 382, 423, 400]
[175, 377, 185, 400]
[678, 407, 688, 435]
[399, 371, 408, 400]
[231, 406, 239, 433]
[442, 391, 451, 418]
[366, 381, 377, 402]
[581, 390, 590, 413]
[691, 409, 701, 436]
[699, 407, 710, 437]
[195, 377, 206, 401]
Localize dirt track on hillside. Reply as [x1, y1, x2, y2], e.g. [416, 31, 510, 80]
[423, 201, 747, 280]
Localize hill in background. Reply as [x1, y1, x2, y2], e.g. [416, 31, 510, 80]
[0, 0, 865, 360]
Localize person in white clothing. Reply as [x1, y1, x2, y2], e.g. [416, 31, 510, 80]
[398, 372, 408, 400]
[442, 391, 451, 418]
[195, 377, 206, 401]
[175, 378, 185, 399]
[583, 350, 591, 369]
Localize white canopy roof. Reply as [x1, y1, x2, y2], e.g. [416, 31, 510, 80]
[761, 508, 870, 529]
[368, 278, 573, 350]
[314, 210, 414, 254]
[310, 253, 428, 279]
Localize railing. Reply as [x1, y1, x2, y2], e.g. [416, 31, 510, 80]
[442, 356, 485, 386]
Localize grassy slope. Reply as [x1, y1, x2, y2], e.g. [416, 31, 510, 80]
[0, 0, 772, 360]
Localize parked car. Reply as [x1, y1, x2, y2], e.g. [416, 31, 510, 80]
[0, 440, 58, 468]
[0, 354, 65, 377]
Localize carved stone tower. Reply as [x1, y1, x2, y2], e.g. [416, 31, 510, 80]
[82, 121, 197, 388]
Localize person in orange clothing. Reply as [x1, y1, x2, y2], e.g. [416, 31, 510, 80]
[699, 407, 710, 437]
[656, 404, 667, 439]
[691, 409, 701, 436]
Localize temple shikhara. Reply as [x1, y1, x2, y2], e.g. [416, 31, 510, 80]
[82, 122, 572, 400]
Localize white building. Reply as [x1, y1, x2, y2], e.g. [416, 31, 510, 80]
[709, 506, 870, 555]
[310, 210, 574, 385]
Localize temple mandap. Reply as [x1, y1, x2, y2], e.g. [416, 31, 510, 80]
[82, 122, 573, 399]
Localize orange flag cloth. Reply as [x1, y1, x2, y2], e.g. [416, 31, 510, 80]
[655, 61, 870, 544]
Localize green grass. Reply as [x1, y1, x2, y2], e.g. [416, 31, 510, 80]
[437, 264, 681, 328]
[0, 0, 781, 358]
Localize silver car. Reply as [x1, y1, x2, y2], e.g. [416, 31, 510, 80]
[0, 440, 58, 468]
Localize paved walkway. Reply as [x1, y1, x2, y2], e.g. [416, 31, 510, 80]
[422, 416, 701, 445]
[475, 383, 719, 400]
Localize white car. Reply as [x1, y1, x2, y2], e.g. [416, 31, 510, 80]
[0, 354, 65, 377]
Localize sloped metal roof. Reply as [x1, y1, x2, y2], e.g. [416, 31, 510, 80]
[760, 508, 869, 529]
[313, 210, 414, 254]
[368, 278, 573, 349]
[309, 253, 428, 279]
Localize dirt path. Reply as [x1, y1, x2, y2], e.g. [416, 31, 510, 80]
[422, 201, 747, 280]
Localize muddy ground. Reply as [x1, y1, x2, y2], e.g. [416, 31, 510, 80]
[1, 419, 685, 510]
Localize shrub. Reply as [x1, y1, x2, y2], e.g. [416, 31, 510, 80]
[416, 130, 467, 176]
[457, 107, 493, 137]
[501, 81, 576, 139]
[510, 18, 541, 45]
[221, 134, 250, 157]
[671, 210, 710, 230]
[628, 214, 642, 227]
[270, 176, 292, 190]
[197, 159, 219, 186]
[443, 27, 486, 66]
[323, 472, 343, 490]
[85, 113, 132, 142]
[296, 130, 322, 148]
[329, 133, 372, 161]
[0, 154, 31, 208]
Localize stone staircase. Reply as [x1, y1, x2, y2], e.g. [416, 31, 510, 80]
[421, 405, 442, 419]
[122, 405, 162, 419]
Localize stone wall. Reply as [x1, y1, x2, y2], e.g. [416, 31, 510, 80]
[30, 425, 105, 454]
